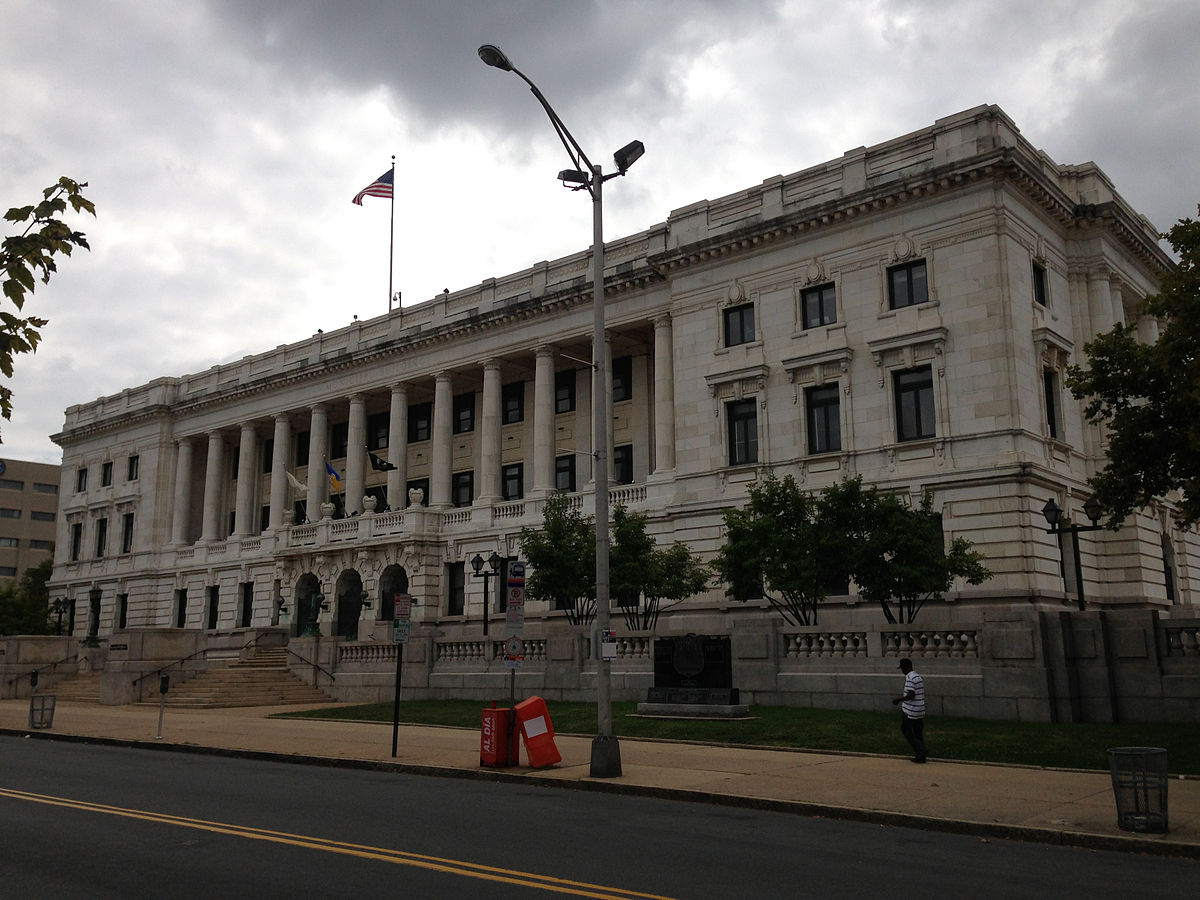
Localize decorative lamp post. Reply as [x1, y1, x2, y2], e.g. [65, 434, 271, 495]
[471, 551, 504, 637]
[1041, 496, 1104, 610]
[50, 598, 68, 635]
[479, 43, 643, 777]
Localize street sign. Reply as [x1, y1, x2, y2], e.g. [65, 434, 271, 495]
[600, 628, 618, 661]
[392, 593, 413, 644]
[506, 562, 525, 631]
[504, 634, 524, 670]
[394, 593, 413, 619]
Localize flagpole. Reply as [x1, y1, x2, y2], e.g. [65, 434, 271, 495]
[388, 154, 396, 314]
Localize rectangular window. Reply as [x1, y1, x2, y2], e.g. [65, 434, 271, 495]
[406, 478, 429, 506]
[367, 411, 389, 450]
[453, 392, 475, 434]
[70, 523, 83, 561]
[76, 467, 88, 492]
[0, 479, 23, 490]
[127, 454, 140, 481]
[175, 588, 188, 628]
[117, 593, 128, 630]
[295, 431, 310, 468]
[330, 421, 349, 459]
[260, 504, 271, 532]
[0, 537, 17, 547]
[1033, 261, 1049, 307]
[239, 582, 253, 629]
[801, 283, 837, 329]
[613, 444, 633, 484]
[206, 585, 220, 630]
[29, 539, 52, 550]
[30, 510, 55, 522]
[555, 455, 576, 492]
[446, 562, 465, 616]
[805, 385, 842, 454]
[261, 440, 273, 474]
[894, 366, 935, 441]
[230, 446, 240, 480]
[0, 508, 19, 519]
[451, 471, 474, 508]
[121, 512, 135, 554]
[723, 303, 755, 346]
[33, 482, 58, 494]
[1044, 370, 1061, 440]
[502, 381, 525, 424]
[888, 260, 929, 309]
[101, 461, 113, 487]
[94, 517, 108, 558]
[612, 356, 633, 403]
[502, 463, 524, 501]
[408, 402, 432, 443]
[0, 566, 16, 577]
[555, 370, 576, 414]
[726, 399, 759, 465]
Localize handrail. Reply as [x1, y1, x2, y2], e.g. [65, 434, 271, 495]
[284, 646, 336, 683]
[5, 652, 78, 687]
[131, 647, 209, 685]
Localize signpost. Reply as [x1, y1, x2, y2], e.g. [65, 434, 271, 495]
[504, 564, 526, 750]
[391, 593, 413, 758]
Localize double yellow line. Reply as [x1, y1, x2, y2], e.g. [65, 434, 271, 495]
[0, 787, 675, 899]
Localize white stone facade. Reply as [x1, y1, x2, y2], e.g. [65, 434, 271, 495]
[47, 106, 1195, 706]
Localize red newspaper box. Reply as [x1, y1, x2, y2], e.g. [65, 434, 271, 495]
[480, 703, 519, 768]
[514, 695, 562, 768]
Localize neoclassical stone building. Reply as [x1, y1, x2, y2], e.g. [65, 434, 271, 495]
[41, 106, 1200, 720]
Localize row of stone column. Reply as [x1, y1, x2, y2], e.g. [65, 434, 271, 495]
[168, 317, 677, 545]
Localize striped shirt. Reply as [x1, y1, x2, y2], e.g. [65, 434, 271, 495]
[902, 670, 926, 718]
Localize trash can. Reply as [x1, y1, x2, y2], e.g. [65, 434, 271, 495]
[28, 694, 56, 730]
[480, 703, 519, 768]
[514, 696, 562, 768]
[1107, 747, 1168, 834]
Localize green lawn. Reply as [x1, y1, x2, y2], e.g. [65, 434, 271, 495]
[277, 700, 1200, 775]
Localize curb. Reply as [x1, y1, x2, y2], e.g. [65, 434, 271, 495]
[4, 727, 1196, 859]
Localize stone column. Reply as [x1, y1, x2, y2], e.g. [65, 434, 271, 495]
[431, 372, 453, 508]
[345, 394, 366, 515]
[1087, 266, 1115, 336]
[170, 438, 195, 545]
[306, 404, 328, 519]
[652, 314, 676, 473]
[532, 346, 555, 496]
[232, 423, 258, 535]
[478, 361, 502, 503]
[388, 384, 408, 508]
[200, 432, 226, 543]
[1137, 314, 1160, 345]
[268, 414, 291, 531]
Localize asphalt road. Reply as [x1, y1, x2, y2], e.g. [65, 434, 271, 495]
[1, 738, 1194, 899]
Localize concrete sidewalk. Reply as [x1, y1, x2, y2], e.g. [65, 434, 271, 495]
[2, 698, 1197, 858]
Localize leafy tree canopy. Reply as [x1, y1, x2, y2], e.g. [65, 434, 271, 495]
[519, 493, 595, 626]
[0, 558, 53, 636]
[1, 177, 95, 430]
[611, 504, 709, 631]
[1067, 210, 1200, 527]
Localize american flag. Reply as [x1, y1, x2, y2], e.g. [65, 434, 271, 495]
[352, 168, 394, 205]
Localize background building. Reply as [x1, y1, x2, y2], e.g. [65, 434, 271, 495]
[34, 106, 1199, 721]
[0, 457, 60, 583]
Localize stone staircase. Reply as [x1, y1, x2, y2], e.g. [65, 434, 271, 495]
[44, 670, 102, 703]
[145, 646, 335, 709]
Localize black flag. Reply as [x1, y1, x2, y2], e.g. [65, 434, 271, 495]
[368, 450, 397, 472]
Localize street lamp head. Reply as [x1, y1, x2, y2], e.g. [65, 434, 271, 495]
[558, 168, 589, 185]
[477, 44, 513, 72]
[1083, 495, 1103, 525]
[613, 139, 645, 173]
[1041, 498, 1063, 527]
[470, 552, 485, 575]
[488, 551, 503, 572]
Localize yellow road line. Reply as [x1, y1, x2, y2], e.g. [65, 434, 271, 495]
[0, 787, 675, 900]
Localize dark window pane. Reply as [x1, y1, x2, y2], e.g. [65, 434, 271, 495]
[612, 356, 633, 403]
[726, 399, 758, 465]
[723, 303, 755, 346]
[502, 381, 525, 424]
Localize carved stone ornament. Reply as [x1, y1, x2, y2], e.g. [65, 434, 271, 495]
[408, 487, 425, 506]
[363, 495, 378, 513]
[893, 236, 916, 261]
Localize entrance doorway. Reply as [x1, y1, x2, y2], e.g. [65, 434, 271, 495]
[335, 569, 364, 640]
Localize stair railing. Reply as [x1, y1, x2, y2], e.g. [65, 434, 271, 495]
[131, 647, 209, 690]
[5, 652, 78, 688]
[284, 646, 336, 686]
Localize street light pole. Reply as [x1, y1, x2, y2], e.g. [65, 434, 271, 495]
[479, 44, 642, 777]
[1041, 497, 1105, 611]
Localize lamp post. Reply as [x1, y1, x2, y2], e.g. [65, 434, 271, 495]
[50, 598, 68, 635]
[471, 551, 503, 637]
[1041, 496, 1104, 611]
[479, 43, 642, 777]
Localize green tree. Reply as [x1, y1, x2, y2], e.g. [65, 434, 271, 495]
[611, 504, 709, 631]
[519, 493, 595, 626]
[0, 558, 53, 635]
[1067, 210, 1200, 527]
[824, 478, 990, 624]
[713, 474, 844, 626]
[2, 177, 95, 430]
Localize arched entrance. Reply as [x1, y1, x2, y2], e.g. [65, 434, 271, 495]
[334, 569, 364, 640]
[378, 565, 409, 621]
[294, 573, 321, 637]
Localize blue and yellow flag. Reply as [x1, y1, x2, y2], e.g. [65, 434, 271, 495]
[325, 461, 343, 493]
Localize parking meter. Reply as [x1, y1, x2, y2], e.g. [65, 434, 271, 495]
[30, 670, 38, 689]
[159, 674, 170, 694]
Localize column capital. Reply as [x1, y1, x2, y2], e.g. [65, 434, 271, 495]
[348, 392, 365, 404]
[535, 344, 556, 360]
[310, 402, 327, 414]
[435, 370, 453, 385]
[391, 382, 409, 396]
[482, 358, 502, 373]
[651, 312, 673, 329]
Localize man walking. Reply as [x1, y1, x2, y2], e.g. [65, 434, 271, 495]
[892, 657, 927, 763]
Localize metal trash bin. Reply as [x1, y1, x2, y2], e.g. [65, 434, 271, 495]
[28, 694, 57, 730]
[1107, 747, 1168, 834]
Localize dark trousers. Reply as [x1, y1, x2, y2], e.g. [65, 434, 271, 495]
[901, 714, 926, 758]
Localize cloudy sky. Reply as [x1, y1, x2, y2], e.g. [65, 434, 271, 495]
[3, 0, 1197, 464]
